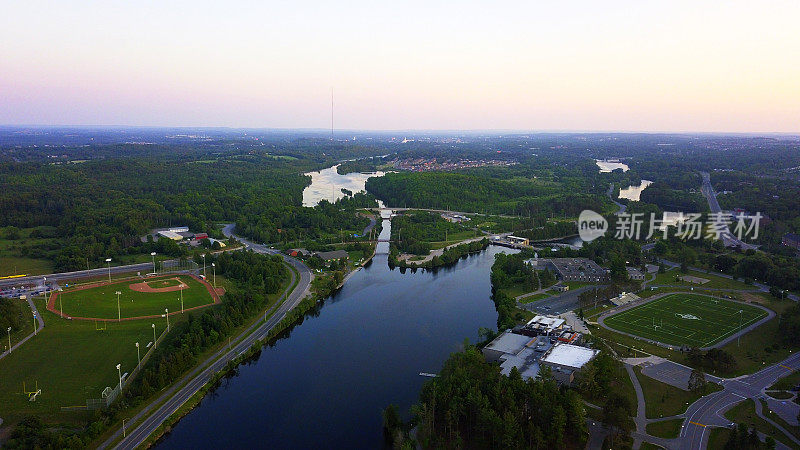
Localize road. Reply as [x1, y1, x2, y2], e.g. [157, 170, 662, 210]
[0, 296, 45, 361]
[699, 171, 757, 251]
[518, 285, 595, 316]
[103, 225, 313, 449]
[607, 183, 627, 214]
[680, 351, 800, 449]
[0, 263, 156, 290]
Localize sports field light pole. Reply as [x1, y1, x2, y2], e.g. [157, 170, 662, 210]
[180, 284, 184, 313]
[116, 363, 123, 389]
[202, 253, 206, 278]
[151, 252, 157, 274]
[7, 326, 11, 353]
[152, 323, 156, 348]
[106, 258, 112, 282]
[737, 310, 743, 347]
[165, 308, 170, 331]
[212, 263, 216, 289]
[33, 313, 37, 336]
[135, 342, 140, 367]
[116, 291, 122, 322]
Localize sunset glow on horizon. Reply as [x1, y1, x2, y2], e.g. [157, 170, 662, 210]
[2, 1, 799, 132]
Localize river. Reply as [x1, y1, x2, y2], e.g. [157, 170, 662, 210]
[302, 165, 387, 207]
[156, 216, 516, 449]
[618, 179, 653, 201]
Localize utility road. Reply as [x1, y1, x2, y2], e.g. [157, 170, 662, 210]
[103, 225, 312, 449]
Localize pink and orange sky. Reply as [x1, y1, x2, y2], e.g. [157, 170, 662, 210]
[2, 1, 799, 132]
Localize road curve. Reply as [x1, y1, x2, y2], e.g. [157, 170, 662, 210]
[103, 226, 312, 449]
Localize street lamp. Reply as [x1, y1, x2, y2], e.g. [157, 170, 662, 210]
[152, 323, 156, 348]
[6, 326, 11, 353]
[165, 308, 169, 331]
[33, 313, 37, 336]
[151, 252, 157, 274]
[42, 276, 47, 300]
[202, 253, 206, 278]
[116, 363, 123, 389]
[212, 263, 216, 289]
[116, 291, 122, 322]
[180, 284, 184, 313]
[135, 342, 140, 367]
[106, 258, 112, 282]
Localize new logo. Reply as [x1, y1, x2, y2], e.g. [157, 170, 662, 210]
[578, 210, 607, 242]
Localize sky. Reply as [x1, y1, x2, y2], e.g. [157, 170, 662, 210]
[1, 1, 799, 132]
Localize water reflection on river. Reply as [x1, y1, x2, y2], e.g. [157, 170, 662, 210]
[156, 215, 517, 449]
[302, 165, 387, 207]
[618, 180, 653, 201]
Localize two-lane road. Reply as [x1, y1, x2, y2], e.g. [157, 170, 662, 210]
[104, 226, 312, 449]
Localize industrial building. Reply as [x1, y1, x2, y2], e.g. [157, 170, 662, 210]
[525, 257, 608, 283]
[540, 344, 600, 384]
[483, 314, 598, 384]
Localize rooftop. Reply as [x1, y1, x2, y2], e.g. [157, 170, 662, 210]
[541, 344, 599, 370]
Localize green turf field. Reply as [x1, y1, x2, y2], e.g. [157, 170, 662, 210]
[0, 298, 166, 422]
[604, 294, 767, 347]
[57, 275, 214, 319]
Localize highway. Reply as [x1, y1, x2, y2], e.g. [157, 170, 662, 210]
[699, 171, 757, 251]
[102, 225, 313, 449]
[0, 262, 156, 290]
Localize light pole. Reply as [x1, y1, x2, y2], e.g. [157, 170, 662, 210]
[212, 263, 216, 289]
[6, 326, 11, 353]
[180, 284, 184, 313]
[42, 276, 47, 300]
[135, 342, 140, 367]
[165, 308, 169, 331]
[152, 323, 156, 348]
[106, 258, 112, 282]
[122, 418, 127, 437]
[737, 310, 743, 347]
[116, 363, 123, 389]
[116, 291, 122, 322]
[151, 252, 157, 274]
[33, 313, 37, 336]
[202, 254, 206, 278]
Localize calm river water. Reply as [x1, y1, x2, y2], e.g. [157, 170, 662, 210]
[157, 216, 516, 449]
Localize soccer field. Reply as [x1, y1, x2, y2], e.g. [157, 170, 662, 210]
[53, 274, 217, 320]
[604, 294, 768, 348]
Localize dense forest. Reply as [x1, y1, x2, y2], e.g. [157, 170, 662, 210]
[407, 346, 588, 449]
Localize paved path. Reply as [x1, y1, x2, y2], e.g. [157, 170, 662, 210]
[626, 363, 648, 449]
[0, 295, 45, 361]
[396, 235, 486, 265]
[103, 227, 313, 449]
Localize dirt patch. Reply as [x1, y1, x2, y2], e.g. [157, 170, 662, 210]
[129, 277, 188, 293]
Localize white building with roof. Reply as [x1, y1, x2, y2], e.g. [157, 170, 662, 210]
[541, 343, 600, 384]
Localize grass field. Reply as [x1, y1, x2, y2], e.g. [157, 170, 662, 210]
[651, 268, 756, 290]
[604, 294, 767, 347]
[646, 418, 684, 439]
[634, 366, 722, 418]
[0, 298, 166, 423]
[56, 275, 215, 319]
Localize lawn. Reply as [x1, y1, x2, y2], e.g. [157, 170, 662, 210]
[0, 256, 54, 277]
[724, 399, 791, 448]
[770, 369, 800, 391]
[56, 274, 215, 319]
[634, 366, 721, 418]
[520, 292, 551, 303]
[651, 268, 756, 291]
[646, 418, 684, 439]
[604, 294, 767, 348]
[0, 298, 169, 423]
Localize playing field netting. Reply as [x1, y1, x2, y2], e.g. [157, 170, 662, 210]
[604, 294, 767, 347]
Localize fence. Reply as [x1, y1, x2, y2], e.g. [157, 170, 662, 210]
[82, 326, 169, 410]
